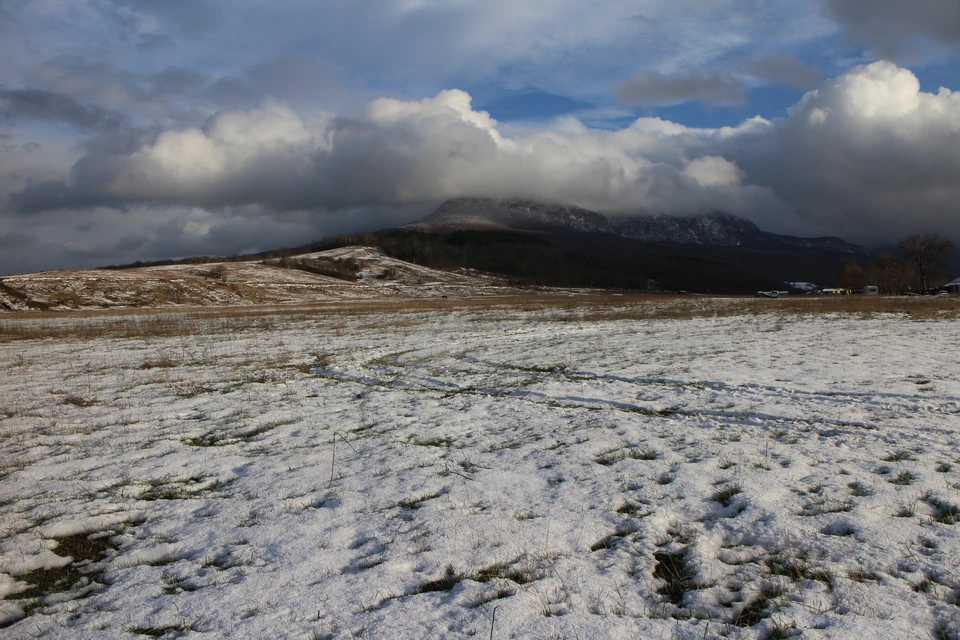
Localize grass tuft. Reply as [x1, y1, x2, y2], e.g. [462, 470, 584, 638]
[847, 566, 882, 583]
[883, 450, 915, 462]
[924, 494, 960, 525]
[653, 548, 697, 605]
[416, 564, 462, 594]
[847, 481, 871, 497]
[889, 471, 916, 485]
[711, 483, 743, 508]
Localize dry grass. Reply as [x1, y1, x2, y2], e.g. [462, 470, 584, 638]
[0, 294, 957, 342]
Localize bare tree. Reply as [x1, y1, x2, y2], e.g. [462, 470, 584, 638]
[873, 252, 912, 294]
[837, 258, 868, 290]
[898, 234, 955, 293]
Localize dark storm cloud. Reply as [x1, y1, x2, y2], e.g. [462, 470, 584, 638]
[617, 55, 821, 108]
[0, 230, 36, 250]
[737, 54, 821, 89]
[617, 69, 746, 107]
[114, 234, 148, 252]
[0, 88, 127, 132]
[825, 0, 960, 54]
[9, 179, 122, 214]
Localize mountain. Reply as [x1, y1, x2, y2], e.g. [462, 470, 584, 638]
[407, 197, 868, 257]
[611, 211, 869, 256]
[403, 197, 609, 233]
[387, 197, 874, 289]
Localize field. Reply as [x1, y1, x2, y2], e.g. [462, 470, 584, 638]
[1, 295, 960, 639]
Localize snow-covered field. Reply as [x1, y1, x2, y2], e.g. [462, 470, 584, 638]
[2, 297, 960, 639]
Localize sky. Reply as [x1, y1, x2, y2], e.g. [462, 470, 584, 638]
[2, 1, 960, 274]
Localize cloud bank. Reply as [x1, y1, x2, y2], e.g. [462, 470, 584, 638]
[825, 0, 960, 56]
[7, 62, 960, 251]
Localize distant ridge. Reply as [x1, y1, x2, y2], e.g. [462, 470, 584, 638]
[406, 197, 868, 257]
[610, 211, 869, 256]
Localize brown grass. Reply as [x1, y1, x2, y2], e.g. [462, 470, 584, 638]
[0, 293, 956, 341]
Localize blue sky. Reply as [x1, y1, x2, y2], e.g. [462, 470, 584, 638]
[2, 0, 960, 273]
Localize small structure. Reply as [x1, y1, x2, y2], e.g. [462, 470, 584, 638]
[863, 285, 879, 295]
[946, 277, 960, 294]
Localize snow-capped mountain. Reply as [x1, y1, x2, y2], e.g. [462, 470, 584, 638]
[405, 197, 868, 257]
[611, 211, 869, 256]
[402, 197, 609, 233]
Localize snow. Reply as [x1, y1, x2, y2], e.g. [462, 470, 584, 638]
[0, 246, 516, 312]
[0, 552, 73, 577]
[1, 299, 959, 638]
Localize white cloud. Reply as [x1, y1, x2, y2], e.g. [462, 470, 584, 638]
[24, 87, 778, 222]
[725, 61, 960, 241]
[684, 156, 745, 188]
[7, 60, 960, 273]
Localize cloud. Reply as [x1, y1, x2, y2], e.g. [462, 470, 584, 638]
[825, 0, 960, 55]
[617, 54, 821, 108]
[24, 56, 155, 114]
[737, 54, 821, 89]
[722, 61, 960, 241]
[243, 54, 356, 109]
[0, 0, 840, 134]
[135, 33, 175, 52]
[0, 88, 127, 131]
[9, 179, 123, 214]
[0, 230, 36, 250]
[7, 61, 960, 253]
[147, 67, 208, 98]
[117, 0, 223, 37]
[6, 90, 777, 222]
[205, 76, 257, 107]
[0, 202, 419, 274]
[617, 69, 746, 107]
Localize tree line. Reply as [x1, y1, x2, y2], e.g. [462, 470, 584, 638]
[837, 234, 956, 293]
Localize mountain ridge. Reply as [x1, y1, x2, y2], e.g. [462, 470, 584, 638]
[405, 196, 869, 257]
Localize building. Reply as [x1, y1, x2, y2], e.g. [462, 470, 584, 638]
[946, 277, 960, 294]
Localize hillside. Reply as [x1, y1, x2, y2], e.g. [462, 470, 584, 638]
[0, 246, 513, 312]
